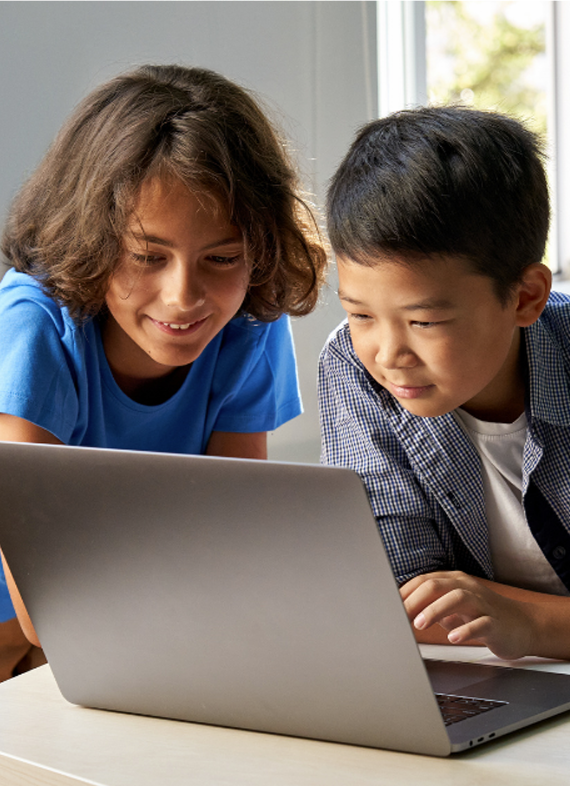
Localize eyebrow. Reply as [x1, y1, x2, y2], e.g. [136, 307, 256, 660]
[129, 233, 244, 251]
[337, 291, 365, 306]
[401, 299, 454, 311]
[337, 290, 454, 310]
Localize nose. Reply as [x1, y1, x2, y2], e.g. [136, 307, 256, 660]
[162, 261, 205, 311]
[374, 327, 417, 369]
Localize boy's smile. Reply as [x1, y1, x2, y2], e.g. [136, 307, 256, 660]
[337, 254, 528, 422]
[103, 177, 248, 397]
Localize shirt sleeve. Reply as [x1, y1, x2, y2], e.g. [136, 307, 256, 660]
[210, 315, 302, 434]
[0, 294, 79, 442]
[318, 327, 452, 585]
[0, 563, 15, 623]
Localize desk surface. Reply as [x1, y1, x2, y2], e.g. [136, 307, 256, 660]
[2, 645, 570, 786]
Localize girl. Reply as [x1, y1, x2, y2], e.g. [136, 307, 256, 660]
[0, 64, 327, 678]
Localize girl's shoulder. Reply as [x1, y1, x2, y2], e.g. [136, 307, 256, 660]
[220, 313, 293, 352]
[0, 269, 75, 334]
[1, 268, 53, 302]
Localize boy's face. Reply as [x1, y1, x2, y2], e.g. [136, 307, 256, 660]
[337, 254, 525, 421]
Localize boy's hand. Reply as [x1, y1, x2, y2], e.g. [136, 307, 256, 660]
[400, 571, 537, 660]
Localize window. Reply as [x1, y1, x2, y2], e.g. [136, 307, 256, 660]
[425, 1, 557, 270]
[377, 1, 569, 279]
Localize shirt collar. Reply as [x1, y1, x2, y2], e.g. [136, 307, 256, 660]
[524, 314, 570, 427]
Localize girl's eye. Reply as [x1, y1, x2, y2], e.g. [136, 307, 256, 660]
[208, 255, 241, 267]
[348, 312, 371, 322]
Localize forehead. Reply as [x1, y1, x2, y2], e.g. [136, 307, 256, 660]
[130, 176, 228, 224]
[336, 252, 499, 307]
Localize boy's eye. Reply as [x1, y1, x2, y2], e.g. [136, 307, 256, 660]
[208, 254, 241, 267]
[347, 312, 371, 322]
[412, 320, 441, 329]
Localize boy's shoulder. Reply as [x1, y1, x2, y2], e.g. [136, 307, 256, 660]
[532, 290, 570, 353]
[321, 319, 356, 364]
[320, 319, 365, 381]
[319, 319, 394, 407]
[524, 291, 570, 423]
[540, 289, 570, 323]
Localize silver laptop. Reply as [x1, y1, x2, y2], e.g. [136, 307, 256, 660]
[1, 441, 570, 756]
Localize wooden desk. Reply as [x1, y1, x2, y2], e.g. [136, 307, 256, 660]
[2, 645, 570, 786]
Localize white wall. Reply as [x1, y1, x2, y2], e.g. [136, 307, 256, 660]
[0, 0, 378, 463]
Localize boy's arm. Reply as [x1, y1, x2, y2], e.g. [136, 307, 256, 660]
[401, 570, 570, 660]
[0, 413, 63, 648]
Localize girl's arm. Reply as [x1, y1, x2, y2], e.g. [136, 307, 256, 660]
[401, 570, 570, 660]
[0, 413, 62, 648]
[0, 413, 63, 445]
[206, 431, 267, 460]
[1, 550, 40, 648]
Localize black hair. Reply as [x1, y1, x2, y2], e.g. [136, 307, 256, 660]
[327, 106, 550, 303]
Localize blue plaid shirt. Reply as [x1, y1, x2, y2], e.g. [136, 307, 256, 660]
[318, 292, 570, 586]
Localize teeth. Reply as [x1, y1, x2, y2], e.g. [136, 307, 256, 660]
[162, 322, 191, 330]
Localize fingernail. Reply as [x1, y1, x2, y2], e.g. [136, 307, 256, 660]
[414, 613, 426, 630]
[448, 631, 460, 643]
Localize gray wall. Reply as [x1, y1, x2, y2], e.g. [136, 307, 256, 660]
[0, 1, 378, 463]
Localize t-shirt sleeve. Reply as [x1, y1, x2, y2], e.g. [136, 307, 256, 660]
[210, 315, 302, 433]
[0, 564, 15, 623]
[0, 295, 79, 442]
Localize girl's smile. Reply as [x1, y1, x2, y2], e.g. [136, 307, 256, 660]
[103, 177, 248, 397]
[150, 317, 210, 335]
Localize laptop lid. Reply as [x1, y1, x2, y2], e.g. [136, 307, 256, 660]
[1, 441, 570, 756]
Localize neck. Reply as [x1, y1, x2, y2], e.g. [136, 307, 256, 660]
[100, 314, 191, 405]
[109, 364, 191, 405]
[460, 328, 526, 424]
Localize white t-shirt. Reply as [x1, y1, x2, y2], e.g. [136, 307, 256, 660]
[453, 408, 568, 596]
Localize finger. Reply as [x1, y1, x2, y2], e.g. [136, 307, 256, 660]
[399, 575, 430, 600]
[412, 587, 488, 631]
[400, 571, 461, 600]
[447, 616, 494, 646]
[437, 613, 466, 632]
[403, 577, 470, 620]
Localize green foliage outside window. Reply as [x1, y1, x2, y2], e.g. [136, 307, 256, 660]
[426, 1, 547, 136]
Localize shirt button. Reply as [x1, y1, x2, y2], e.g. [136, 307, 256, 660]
[552, 545, 567, 561]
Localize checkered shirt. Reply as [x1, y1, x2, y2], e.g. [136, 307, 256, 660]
[318, 292, 570, 585]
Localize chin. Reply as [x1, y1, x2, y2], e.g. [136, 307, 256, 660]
[399, 401, 453, 419]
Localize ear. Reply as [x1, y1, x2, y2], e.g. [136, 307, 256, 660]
[514, 263, 551, 327]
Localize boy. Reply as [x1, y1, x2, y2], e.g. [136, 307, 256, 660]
[319, 106, 570, 661]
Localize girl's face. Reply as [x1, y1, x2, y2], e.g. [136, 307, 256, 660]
[104, 177, 248, 388]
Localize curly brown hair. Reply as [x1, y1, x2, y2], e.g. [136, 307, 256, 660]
[2, 64, 328, 321]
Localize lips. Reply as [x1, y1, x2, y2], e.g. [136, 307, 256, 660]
[386, 381, 434, 399]
[150, 316, 209, 335]
[161, 321, 192, 330]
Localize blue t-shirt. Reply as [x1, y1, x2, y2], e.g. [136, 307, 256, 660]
[0, 269, 302, 620]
